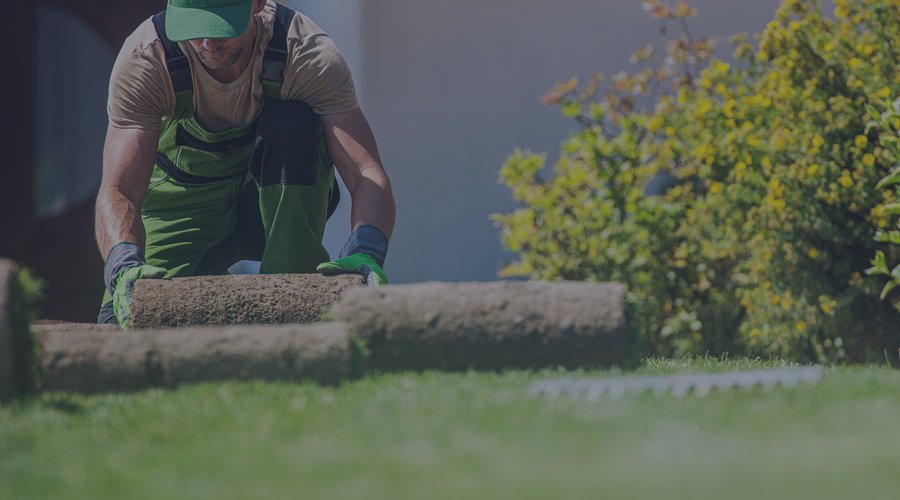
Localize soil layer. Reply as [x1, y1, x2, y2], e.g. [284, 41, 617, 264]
[131, 274, 365, 329]
[36, 322, 352, 393]
[332, 281, 626, 371]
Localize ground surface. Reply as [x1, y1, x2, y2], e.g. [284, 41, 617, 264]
[1, 358, 898, 500]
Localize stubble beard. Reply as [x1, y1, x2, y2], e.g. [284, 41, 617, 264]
[191, 31, 248, 70]
[195, 44, 244, 71]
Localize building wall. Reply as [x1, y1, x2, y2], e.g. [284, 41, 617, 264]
[291, 0, 783, 283]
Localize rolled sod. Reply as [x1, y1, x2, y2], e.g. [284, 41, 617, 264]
[0, 259, 17, 400]
[0, 259, 37, 400]
[33, 322, 353, 393]
[331, 281, 626, 371]
[130, 273, 365, 329]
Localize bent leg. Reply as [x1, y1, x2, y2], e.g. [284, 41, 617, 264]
[249, 100, 337, 274]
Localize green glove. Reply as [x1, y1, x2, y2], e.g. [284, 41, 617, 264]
[317, 254, 388, 286]
[112, 264, 167, 329]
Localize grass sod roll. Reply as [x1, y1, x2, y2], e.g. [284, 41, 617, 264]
[332, 281, 627, 372]
[0, 259, 39, 400]
[130, 273, 366, 329]
[33, 322, 354, 393]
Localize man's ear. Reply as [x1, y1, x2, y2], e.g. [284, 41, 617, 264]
[252, 0, 267, 15]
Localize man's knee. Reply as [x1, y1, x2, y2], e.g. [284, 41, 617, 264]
[250, 100, 321, 187]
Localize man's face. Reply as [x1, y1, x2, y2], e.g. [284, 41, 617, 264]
[187, 31, 251, 71]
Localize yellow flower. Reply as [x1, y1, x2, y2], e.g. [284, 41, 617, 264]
[876, 87, 891, 99]
[750, 328, 760, 338]
[788, 21, 801, 31]
[794, 321, 806, 332]
[709, 182, 725, 194]
[839, 171, 854, 188]
[723, 99, 736, 117]
[694, 99, 712, 118]
[715, 83, 728, 95]
[854, 135, 868, 149]
[756, 50, 769, 62]
[710, 60, 731, 74]
[848, 58, 862, 70]
[807, 248, 819, 259]
[807, 163, 819, 176]
[862, 153, 875, 167]
[823, 41, 835, 52]
[812, 135, 825, 148]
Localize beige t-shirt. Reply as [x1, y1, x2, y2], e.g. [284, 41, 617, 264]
[108, 1, 358, 133]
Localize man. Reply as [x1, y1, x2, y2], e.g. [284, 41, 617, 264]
[96, 0, 396, 328]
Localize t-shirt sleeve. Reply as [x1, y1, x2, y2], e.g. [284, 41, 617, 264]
[107, 22, 175, 131]
[281, 15, 360, 115]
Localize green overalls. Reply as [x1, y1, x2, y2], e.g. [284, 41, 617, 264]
[99, 4, 338, 317]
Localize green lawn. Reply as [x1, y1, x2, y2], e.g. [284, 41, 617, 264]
[2, 358, 899, 500]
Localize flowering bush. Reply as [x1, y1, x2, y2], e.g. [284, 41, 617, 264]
[495, 0, 900, 361]
[865, 97, 900, 313]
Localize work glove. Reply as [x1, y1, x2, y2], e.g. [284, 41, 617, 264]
[317, 224, 389, 286]
[104, 242, 167, 330]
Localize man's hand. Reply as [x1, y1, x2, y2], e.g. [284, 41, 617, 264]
[112, 264, 167, 329]
[103, 242, 166, 329]
[317, 253, 388, 286]
[318, 224, 389, 286]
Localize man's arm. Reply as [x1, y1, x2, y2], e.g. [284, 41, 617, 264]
[95, 124, 160, 258]
[320, 108, 396, 238]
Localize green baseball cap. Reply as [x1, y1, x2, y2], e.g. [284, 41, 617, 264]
[165, 0, 254, 42]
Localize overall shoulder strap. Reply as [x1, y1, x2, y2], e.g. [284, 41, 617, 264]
[151, 10, 193, 94]
[261, 3, 294, 85]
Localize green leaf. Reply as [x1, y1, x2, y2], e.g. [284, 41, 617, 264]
[562, 101, 583, 119]
[866, 251, 889, 276]
[876, 171, 900, 190]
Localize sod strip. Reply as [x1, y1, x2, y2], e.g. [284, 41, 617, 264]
[33, 322, 352, 393]
[332, 281, 626, 371]
[130, 274, 365, 329]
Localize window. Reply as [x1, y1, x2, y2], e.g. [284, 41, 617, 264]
[34, 2, 116, 218]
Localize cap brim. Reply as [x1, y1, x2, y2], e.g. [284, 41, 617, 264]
[165, 1, 252, 42]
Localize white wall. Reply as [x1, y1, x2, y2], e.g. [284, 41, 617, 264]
[287, 0, 783, 282]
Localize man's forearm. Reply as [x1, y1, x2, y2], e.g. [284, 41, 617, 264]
[95, 186, 147, 260]
[348, 166, 396, 238]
